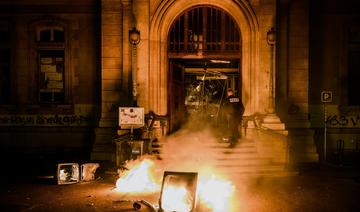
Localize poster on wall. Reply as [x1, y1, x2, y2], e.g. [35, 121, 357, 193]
[38, 50, 65, 102]
[118, 107, 144, 129]
[41, 64, 57, 72]
[40, 57, 53, 64]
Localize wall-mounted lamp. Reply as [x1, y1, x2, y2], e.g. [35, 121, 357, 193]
[267, 27, 276, 46]
[266, 27, 276, 113]
[129, 27, 140, 105]
[129, 27, 140, 46]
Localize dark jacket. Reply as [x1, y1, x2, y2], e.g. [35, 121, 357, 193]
[223, 94, 245, 118]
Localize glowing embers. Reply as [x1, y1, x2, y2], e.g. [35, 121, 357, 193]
[160, 171, 198, 212]
[114, 159, 160, 193]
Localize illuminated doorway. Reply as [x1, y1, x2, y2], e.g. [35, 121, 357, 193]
[167, 6, 242, 132]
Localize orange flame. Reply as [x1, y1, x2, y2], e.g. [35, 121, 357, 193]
[198, 175, 235, 212]
[161, 185, 194, 211]
[114, 159, 235, 211]
[114, 159, 160, 193]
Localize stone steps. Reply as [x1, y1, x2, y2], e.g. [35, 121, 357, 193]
[215, 164, 285, 174]
[211, 141, 282, 175]
[152, 128, 290, 177]
[214, 157, 272, 166]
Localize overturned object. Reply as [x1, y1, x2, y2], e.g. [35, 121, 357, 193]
[57, 163, 100, 185]
[81, 163, 100, 182]
[57, 163, 80, 185]
[159, 171, 198, 212]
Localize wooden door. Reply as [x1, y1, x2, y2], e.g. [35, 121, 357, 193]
[168, 61, 185, 132]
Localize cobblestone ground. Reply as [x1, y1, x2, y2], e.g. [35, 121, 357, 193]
[0, 164, 359, 212]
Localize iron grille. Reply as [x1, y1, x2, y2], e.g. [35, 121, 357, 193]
[168, 7, 241, 54]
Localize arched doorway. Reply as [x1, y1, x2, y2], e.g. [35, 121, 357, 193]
[149, 0, 259, 134]
[167, 6, 242, 132]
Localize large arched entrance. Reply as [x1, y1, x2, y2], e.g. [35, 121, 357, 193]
[167, 6, 242, 132]
[149, 0, 259, 133]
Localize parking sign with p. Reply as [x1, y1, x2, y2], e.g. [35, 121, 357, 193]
[321, 91, 332, 103]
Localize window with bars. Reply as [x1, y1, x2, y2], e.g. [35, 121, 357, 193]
[168, 7, 241, 55]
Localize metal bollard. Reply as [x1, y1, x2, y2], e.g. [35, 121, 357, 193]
[336, 139, 344, 163]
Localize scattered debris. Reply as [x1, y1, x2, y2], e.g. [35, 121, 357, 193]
[57, 163, 79, 185]
[81, 163, 100, 182]
[112, 199, 157, 211]
[57, 163, 100, 185]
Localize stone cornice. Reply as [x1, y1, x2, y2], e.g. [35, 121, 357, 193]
[0, 2, 99, 14]
[121, 0, 133, 7]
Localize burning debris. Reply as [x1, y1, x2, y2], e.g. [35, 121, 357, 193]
[159, 171, 198, 212]
[113, 78, 239, 211]
[113, 128, 236, 211]
[114, 159, 160, 193]
[114, 157, 235, 211]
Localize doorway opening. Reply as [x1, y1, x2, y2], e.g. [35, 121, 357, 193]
[168, 59, 241, 132]
[167, 6, 242, 132]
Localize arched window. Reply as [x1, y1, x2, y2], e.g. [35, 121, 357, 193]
[168, 6, 241, 56]
[37, 26, 64, 42]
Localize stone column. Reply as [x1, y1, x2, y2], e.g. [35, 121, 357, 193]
[122, 0, 133, 101]
[91, 0, 126, 161]
[260, 1, 287, 134]
[262, 29, 286, 134]
[281, 0, 318, 164]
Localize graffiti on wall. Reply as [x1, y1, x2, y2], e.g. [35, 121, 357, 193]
[0, 114, 95, 126]
[326, 114, 360, 127]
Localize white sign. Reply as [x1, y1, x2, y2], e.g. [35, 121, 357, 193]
[321, 91, 332, 103]
[119, 107, 144, 128]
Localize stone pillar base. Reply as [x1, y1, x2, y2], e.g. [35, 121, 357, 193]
[286, 114, 319, 164]
[288, 129, 319, 163]
[261, 113, 288, 135]
[91, 127, 117, 161]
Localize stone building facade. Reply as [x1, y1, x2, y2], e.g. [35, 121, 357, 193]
[0, 0, 101, 159]
[0, 0, 359, 165]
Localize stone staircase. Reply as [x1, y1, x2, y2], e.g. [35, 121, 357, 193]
[152, 128, 294, 177]
[212, 141, 287, 177]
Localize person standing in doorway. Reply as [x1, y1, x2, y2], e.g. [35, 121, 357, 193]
[222, 88, 245, 145]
